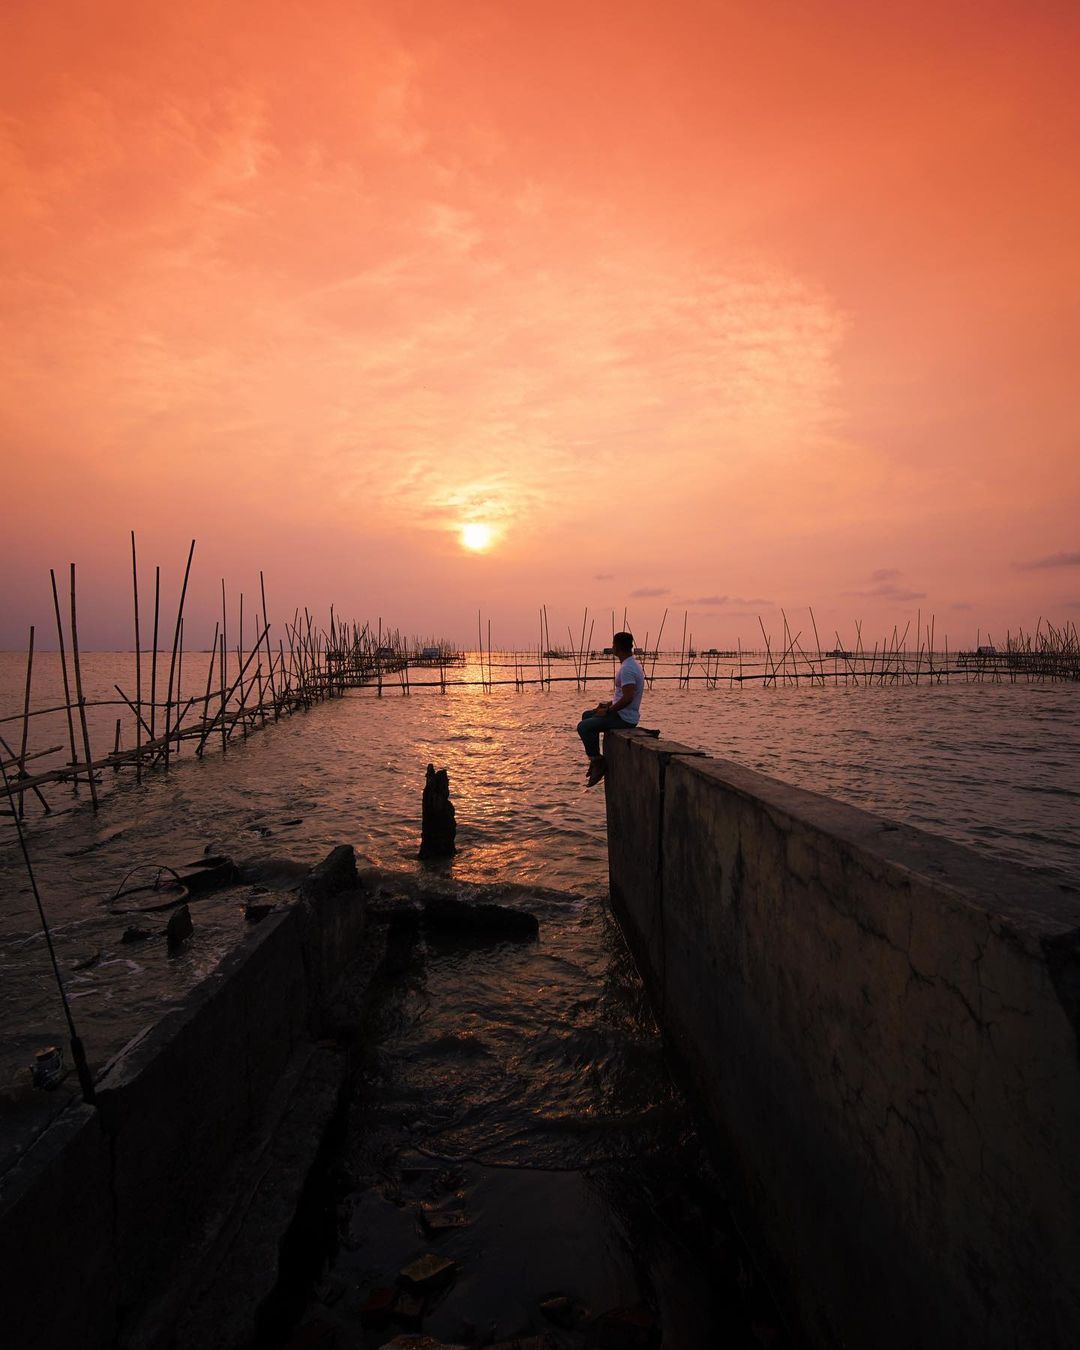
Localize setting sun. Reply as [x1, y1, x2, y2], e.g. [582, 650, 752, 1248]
[460, 522, 495, 552]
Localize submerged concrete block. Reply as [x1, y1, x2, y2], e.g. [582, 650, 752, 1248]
[604, 732, 1080, 1349]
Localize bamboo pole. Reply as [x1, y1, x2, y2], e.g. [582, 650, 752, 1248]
[16, 627, 35, 818]
[0, 731, 51, 813]
[150, 566, 160, 741]
[260, 572, 278, 715]
[69, 564, 98, 809]
[219, 632, 228, 754]
[49, 569, 79, 782]
[131, 532, 142, 783]
[163, 539, 195, 771]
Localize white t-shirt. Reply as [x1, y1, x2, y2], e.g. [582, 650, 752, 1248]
[613, 656, 645, 724]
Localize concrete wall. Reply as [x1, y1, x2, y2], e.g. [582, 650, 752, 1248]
[604, 731, 1080, 1349]
[0, 844, 364, 1350]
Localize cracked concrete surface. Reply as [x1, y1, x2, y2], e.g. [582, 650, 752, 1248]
[604, 731, 1080, 1349]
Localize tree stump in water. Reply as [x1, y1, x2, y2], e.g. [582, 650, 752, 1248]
[418, 763, 457, 859]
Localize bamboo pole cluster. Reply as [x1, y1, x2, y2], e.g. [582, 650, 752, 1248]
[5, 555, 1076, 827]
[0, 537, 420, 820]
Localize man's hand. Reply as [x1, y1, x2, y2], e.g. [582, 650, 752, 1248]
[593, 701, 611, 715]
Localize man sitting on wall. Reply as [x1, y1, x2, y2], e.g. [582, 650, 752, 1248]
[576, 631, 645, 788]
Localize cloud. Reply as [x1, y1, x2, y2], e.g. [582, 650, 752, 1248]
[686, 595, 773, 607]
[950, 601, 974, 610]
[871, 568, 900, 582]
[1014, 551, 1080, 570]
[630, 586, 670, 597]
[841, 582, 927, 601]
[594, 573, 614, 582]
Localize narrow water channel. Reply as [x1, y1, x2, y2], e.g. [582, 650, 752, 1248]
[254, 880, 789, 1349]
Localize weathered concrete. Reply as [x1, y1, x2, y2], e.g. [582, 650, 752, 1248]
[604, 731, 1080, 1349]
[0, 843, 368, 1350]
[0, 1101, 117, 1350]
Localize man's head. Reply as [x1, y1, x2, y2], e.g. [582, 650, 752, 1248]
[613, 631, 634, 657]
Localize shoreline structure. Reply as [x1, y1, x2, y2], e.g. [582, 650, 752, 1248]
[4, 537, 1077, 823]
[2, 727, 1078, 1346]
[604, 728, 1080, 1348]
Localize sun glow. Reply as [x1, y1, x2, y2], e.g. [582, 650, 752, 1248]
[460, 522, 495, 552]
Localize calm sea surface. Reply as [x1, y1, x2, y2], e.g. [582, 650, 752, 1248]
[2, 651, 1078, 1170]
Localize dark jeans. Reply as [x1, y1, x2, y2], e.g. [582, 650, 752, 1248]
[576, 708, 631, 759]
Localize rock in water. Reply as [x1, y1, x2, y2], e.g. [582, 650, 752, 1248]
[418, 764, 457, 859]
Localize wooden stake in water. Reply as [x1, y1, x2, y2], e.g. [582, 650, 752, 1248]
[163, 540, 195, 771]
[49, 569, 79, 784]
[17, 626, 34, 818]
[260, 572, 278, 716]
[131, 532, 142, 783]
[150, 566, 160, 742]
[69, 564, 98, 809]
[219, 631, 228, 754]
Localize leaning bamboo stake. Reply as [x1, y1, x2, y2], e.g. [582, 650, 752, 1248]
[113, 685, 153, 741]
[260, 572, 278, 714]
[131, 533, 142, 783]
[163, 539, 195, 771]
[69, 564, 98, 809]
[219, 632, 228, 754]
[150, 566, 160, 741]
[650, 608, 668, 688]
[48, 570, 79, 785]
[194, 622, 219, 755]
[0, 731, 52, 813]
[196, 623, 272, 756]
[16, 627, 35, 818]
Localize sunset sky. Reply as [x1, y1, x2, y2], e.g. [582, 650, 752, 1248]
[2, 0, 1078, 650]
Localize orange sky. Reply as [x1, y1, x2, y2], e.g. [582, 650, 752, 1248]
[2, 0, 1078, 649]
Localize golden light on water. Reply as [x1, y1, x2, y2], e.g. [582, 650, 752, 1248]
[461, 522, 495, 552]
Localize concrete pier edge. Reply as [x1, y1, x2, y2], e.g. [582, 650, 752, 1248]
[0, 843, 366, 1350]
[603, 729, 1080, 1349]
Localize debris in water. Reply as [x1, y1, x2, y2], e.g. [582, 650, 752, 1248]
[176, 855, 239, 895]
[418, 1205, 471, 1235]
[245, 900, 275, 924]
[400, 1252, 458, 1291]
[70, 947, 102, 970]
[121, 925, 153, 944]
[31, 1045, 65, 1090]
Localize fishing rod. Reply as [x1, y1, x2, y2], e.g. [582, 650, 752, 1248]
[0, 757, 95, 1105]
